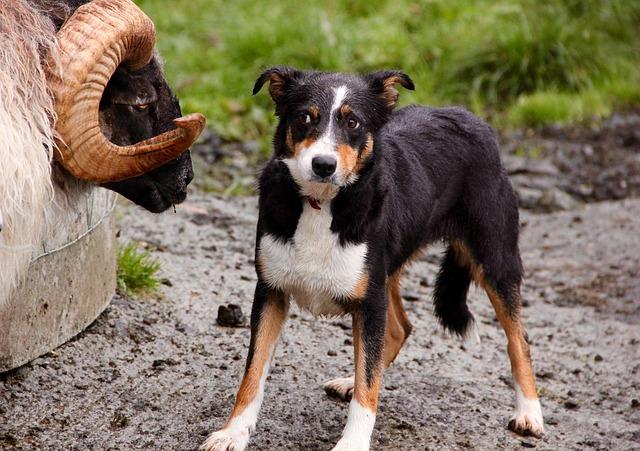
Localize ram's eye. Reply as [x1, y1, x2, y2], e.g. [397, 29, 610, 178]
[347, 118, 359, 129]
[297, 112, 312, 124]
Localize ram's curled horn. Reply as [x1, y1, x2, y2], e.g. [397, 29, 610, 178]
[46, 0, 205, 183]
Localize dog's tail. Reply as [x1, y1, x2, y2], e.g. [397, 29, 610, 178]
[433, 244, 474, 337]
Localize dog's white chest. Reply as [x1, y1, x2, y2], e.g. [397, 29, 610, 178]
[258, 203, 367, 316]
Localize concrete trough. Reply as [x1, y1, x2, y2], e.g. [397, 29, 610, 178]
[0, 178, 116, 372]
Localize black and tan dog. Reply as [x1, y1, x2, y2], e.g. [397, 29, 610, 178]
[202, 67, 544, 450]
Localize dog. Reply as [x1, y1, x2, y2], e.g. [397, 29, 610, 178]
[202, 67, 544, 451]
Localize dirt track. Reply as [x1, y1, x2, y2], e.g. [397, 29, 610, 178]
[1, 191, 639, 450]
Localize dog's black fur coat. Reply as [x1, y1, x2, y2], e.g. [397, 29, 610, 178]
[258, 101, 521, 328]
[252, 69, 524, 388]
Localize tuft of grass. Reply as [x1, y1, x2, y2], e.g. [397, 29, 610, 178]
[116, 242, 162, 298]
[507, 91, 612, 128]
[605, 80, 640, 110]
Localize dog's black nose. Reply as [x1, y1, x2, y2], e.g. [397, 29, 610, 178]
[311, 155, 337, 178]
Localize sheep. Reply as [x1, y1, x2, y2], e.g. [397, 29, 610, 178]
[0, 0, 205, 304]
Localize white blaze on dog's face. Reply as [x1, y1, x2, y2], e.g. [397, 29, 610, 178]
[282, 82, 376, 201]
[283, 85, 354, 199]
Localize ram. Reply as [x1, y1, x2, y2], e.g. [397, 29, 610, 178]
[0, 0, 205, 368]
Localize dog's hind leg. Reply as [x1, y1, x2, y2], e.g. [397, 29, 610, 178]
[452, 240, 544, 437]
[324, 270, 412, 402]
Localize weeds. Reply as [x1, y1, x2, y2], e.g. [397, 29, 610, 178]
[116, 242, 162, 298]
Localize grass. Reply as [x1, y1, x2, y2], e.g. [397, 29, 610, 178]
[136, 0, 640, 149]
[116, 242, 162, 298]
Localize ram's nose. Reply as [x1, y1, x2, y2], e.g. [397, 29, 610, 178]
[311, 155, 337, 178]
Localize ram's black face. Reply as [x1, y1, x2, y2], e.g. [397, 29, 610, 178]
[99, 59, 194, 213]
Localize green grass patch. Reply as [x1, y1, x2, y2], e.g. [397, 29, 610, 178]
[136, 0, 640, 150]
[605, 80, 640, 110]
[116, 242, 162, 298]
[505, 87, 630, 128]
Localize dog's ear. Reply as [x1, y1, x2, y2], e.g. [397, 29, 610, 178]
[366, 70, 415, 109]
[253, 66, 303, 102]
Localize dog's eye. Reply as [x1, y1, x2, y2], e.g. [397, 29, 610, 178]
[347, 118, 359, 129]
[297, 112, 312, 124]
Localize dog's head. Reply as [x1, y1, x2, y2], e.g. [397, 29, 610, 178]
[253, 67, 414, 200]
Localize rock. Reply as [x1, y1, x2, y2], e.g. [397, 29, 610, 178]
[538, 188, 580, 212]
[216, 304, 247, 327]
[564, 400, 579, 410]
[516, 187, 544, 210]
[403, 291, 421, 302]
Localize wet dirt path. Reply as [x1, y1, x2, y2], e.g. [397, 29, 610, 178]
[1, 194, 639, 450]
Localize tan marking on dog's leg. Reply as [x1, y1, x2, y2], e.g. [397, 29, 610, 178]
[331, 314, 381, 450]
[202, 292, 288, 451]
[229, 294, 287, 420]
[350, 271, 369, 300]
[452, 240, 544, 437]
[485, 285, 543, 436]
[352, 313, 382, 411]
[383, 270, 412, 368]
[327, 268, 411, 403]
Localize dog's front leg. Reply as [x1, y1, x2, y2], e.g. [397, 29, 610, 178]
[332, 293, 386, 451]
[202, 282, 288, 451]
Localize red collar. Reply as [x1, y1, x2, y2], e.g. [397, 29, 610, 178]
[306, 197, 322, 210]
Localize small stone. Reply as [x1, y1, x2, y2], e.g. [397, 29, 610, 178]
[327, 350, 337, 357]
[564, 400, 579, 410]
[110, 411, 129, 428]
[594, 354, 603, 362]
[403, 291, 420, 302]
[216, 304, 247, 327]
[631, 399, 639, 408]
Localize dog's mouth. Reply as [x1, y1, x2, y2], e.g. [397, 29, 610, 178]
[309, 174, 337, 184]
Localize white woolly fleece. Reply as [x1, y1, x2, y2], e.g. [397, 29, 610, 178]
[0, 1, 60, 304]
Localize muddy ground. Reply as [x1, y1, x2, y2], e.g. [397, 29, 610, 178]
[2, 117, 640, 450]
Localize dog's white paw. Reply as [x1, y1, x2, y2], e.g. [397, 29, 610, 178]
[330, 436, 370, 451]
[200, 427, 250, 451]
[323, 376, 354, 401]
[508, 397, 544, 437]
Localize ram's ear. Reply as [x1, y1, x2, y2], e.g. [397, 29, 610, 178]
[252, 66, 303, 103]
[366, 70, 415, 109]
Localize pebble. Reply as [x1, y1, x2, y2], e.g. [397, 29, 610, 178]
[216, 304, 247, 327]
